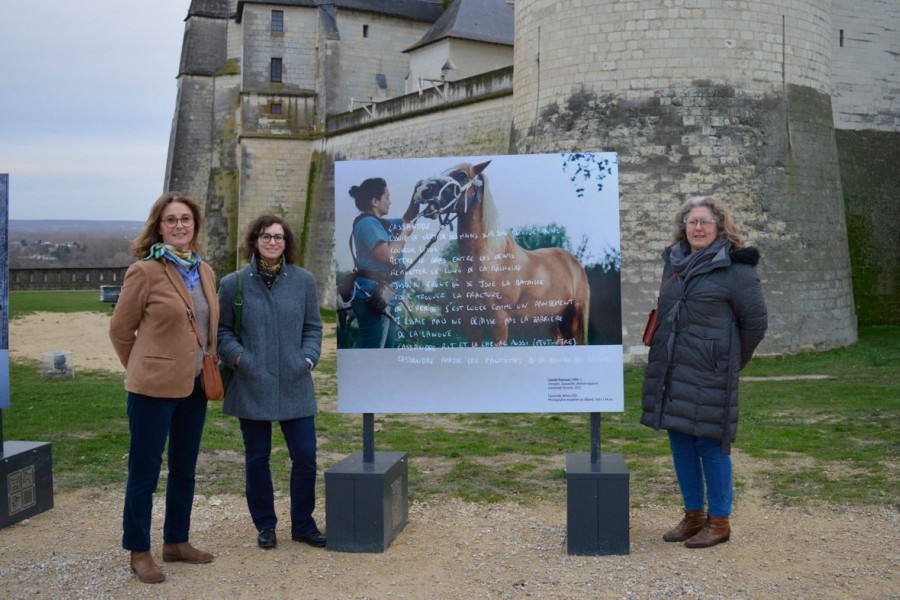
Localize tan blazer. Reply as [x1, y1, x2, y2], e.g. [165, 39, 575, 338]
[109, 258, 219, 398]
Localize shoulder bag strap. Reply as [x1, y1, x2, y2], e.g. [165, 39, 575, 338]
[187, 309, 210, 356]
[233, 271, 243, 340]
[656, 271, 679, 304]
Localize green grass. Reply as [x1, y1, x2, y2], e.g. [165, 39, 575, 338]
[9, 290, 114, 318]
[4, 292, 898, 509]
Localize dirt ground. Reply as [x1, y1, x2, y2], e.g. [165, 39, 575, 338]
[2, 312, 898, 599]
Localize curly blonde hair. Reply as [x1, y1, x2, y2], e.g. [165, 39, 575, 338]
[672, 196, 746, 250]
[131, 191, 205, 258]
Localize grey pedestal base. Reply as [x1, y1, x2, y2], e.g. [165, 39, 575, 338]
[325, 451, 408, 552]
[566, 452, 629, 555]
[1, 441, 54, 529]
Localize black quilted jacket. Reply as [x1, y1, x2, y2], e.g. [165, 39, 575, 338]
[640, 244, 768, 453]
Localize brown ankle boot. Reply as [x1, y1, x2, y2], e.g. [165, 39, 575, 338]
[685, 515, 731, 548]
[663, 509, 707, 542]
[130, 551, 165, 583]
[162, 541, 214, 564]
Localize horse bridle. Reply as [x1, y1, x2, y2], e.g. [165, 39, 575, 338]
[413, 173, 483, 227]
[396, 171, 483, 276]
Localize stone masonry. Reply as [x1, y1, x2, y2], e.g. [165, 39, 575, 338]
[166, 0, 898, 360]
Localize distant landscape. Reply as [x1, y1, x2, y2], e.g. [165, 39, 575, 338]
[8, 220, 142, 268]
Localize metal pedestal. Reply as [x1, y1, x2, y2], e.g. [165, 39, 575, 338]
[325, 451, 408, 552]
[565, 452, 629, 555]
[1, 441, 54, 529]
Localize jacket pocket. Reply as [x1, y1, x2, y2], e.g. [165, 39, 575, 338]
[685, 324, 724, 372]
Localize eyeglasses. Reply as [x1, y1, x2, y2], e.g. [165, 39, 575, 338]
[259, 233, 285, 244]
[162, 216, 194, 228]
[684, 218, 717, 229]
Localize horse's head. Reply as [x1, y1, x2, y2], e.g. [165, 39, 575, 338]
[414, 160, 491, 219]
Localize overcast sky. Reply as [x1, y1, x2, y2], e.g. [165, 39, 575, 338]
[0, 1, 191, 221]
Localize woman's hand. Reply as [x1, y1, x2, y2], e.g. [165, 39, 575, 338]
[402, 191, 420, 223]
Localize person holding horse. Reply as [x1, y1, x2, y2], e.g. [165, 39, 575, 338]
[641, 196, 767, 549]
[347, 177, 419, 348]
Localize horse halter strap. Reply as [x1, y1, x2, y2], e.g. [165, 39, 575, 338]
[417, 175, 483, 226]
[403, 175, 481, 277]
[456, 177, 483, 215]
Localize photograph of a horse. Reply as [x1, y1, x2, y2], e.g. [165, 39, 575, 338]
[414, 160, 591, 346]
[334, 153, 623, 413]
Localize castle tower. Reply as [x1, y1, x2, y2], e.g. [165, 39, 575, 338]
[166, 0, 443, 278]
[511, 1, 857, 357]
[166, 0, 239, 273]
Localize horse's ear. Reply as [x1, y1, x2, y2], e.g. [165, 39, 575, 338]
[472, 160, 492, 175]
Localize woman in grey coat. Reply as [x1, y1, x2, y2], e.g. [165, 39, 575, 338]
[217, 215, 325, 550]
[641, 196, 767, 549]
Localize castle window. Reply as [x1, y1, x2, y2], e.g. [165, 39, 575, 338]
[271, 10, 284, 33]
[363, 25, 369, 38]
[839, 29, 844, 47]
[270, 58, 283, 83]
[270, 102, 283, 115]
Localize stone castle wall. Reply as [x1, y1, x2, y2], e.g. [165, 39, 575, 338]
[166, 0, 898, 359]
[830, 0, 900, 324]
[831, 0, 900, 131]
[9, 268, 127, 292]
[508, 0, 857, 358]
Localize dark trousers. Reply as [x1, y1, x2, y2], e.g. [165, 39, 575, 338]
[239, 416, 318, 537]
[122, 378, 208, 551]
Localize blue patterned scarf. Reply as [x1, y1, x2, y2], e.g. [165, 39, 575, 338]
[145, 243, 202, 291]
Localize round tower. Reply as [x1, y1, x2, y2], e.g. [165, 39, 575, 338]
[511, 0, 857, 358]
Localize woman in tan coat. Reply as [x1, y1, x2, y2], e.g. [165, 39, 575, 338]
[109, 192, 219, 583]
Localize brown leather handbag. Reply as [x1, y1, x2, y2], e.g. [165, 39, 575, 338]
[642, 308, 659, 347]
[200, 353, 224, 401]
[643, 272, 678, 347]
[190, 313, 224, 401]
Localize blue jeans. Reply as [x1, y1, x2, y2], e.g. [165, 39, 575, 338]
[668, 430, 733, 517]
[352, 298, 398, 348]
[122, 378, 208, 551]
[239, 417, 319, 537]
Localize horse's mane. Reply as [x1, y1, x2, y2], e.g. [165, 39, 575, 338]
[474, 173, 513, 255]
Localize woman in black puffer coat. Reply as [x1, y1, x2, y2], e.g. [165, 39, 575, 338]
[641, 196, 767, 549]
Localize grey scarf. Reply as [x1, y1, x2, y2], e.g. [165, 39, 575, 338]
[662, 239, 729, 355]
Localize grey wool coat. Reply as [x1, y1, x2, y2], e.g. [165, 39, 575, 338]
[640, 243, 768, 453]
[217, 259, 323, 421]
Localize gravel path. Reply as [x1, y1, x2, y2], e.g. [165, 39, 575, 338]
[0, 487, 897, 599]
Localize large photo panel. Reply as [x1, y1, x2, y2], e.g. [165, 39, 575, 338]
[335, 153, 622, 413]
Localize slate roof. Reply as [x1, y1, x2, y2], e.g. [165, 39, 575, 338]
[236, 0, 443, 24]
[188, 0, 233, 19]
[404, 0, 514, 53]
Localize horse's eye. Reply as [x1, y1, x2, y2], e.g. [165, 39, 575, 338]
[453, 172, 468, 183]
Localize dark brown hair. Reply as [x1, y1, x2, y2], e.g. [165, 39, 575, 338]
[349, 177, 387, 212]
[242, 214, 299, 264]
